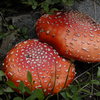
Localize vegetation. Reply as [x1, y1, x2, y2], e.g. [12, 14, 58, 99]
[0, 0, 100, 100]
[0, 0, 100, 15]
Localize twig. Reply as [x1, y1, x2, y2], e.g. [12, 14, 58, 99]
[74, 63, 100, 80]
[93, 0, 97, 20]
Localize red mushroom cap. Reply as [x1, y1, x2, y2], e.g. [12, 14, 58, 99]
[36, 11, 100, 62]
[3, 39, 75, 95]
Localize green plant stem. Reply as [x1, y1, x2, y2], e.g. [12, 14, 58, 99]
[45, 95, 53, 100]
[78, 82, 91, 94]
[22, 93, 25, 100]
[90, 65, 94, 96]
[4, 93, 9, 100]
[57, 93, 59, 100]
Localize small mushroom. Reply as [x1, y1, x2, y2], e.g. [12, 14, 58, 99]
[3, 39, 75, 95]
[36, 11, 100, 62]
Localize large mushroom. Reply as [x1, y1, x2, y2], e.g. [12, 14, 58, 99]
[36, 11, 100, 62]
[3, 39, 75, 95]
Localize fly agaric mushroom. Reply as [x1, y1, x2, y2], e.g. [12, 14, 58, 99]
[36, 11, 100, 62]
[3, 39, 75, 95]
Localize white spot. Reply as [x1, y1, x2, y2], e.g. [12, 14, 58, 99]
[2, 63, 4, 66]
[48, 83, 51, 86]
[62, 58, 66, 62]
[44, 89, 46, 92]
[25, 80, 28, 82]
[82, 48, 89, 52]
[8, 72, 13, 75]
[58, 64, 62, 68]
[37, 85, 42, 88]
[16, 80, 21, 82]
[66, 69, 68, 72]
[39, 72, 42, 74]
[56, 61, 58, 64]
[15, 54, 18, 56]
[11, 51, 14, 54]
[8, 58, 11, 62]
[44, 80, 48, 83]
[48, 48, 51, 51]
[24, 41, 28, 44]
[72, 68, 75, 72]
[32, 67, 34, 69]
